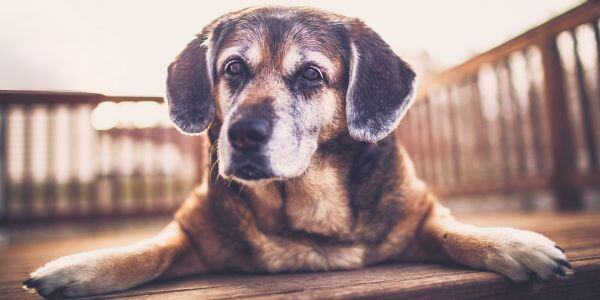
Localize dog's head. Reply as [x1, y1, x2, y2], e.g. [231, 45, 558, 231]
[167, 7, 415, 184]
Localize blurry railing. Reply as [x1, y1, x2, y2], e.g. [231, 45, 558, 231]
[1, 2, 597, 224]
[0, 91, 204, 224]
[398, 1, 600, 210]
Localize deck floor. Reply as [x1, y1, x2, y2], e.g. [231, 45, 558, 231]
[1, 213, 600, 299]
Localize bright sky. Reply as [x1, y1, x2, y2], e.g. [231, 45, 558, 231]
[0, 0, 583, 96]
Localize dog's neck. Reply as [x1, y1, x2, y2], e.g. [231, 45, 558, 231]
[261, 158, 352, 237]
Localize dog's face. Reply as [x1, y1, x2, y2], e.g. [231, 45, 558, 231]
[167, 7, 415, 184]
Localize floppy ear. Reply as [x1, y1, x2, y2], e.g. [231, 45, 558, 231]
[166, 33, 215, 134]
[345, 21, 416, 142]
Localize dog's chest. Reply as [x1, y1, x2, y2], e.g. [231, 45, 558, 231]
[284, 164, 351, 236]
[248, 164, 352, 236]
[245, 165, 363, 271]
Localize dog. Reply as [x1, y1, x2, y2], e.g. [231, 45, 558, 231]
[24, 6, 571, 298]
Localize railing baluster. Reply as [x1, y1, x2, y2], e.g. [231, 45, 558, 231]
[45, 105, 57, 219]
[459, 83, 472, 185]
[166, 129, 176, 209]
[110, 130, 122, 217]
[0, 103, 7, 222]
[157, 129, 168, 211]
[192, 132, 206, 186]
[437, 89, 451, 188]
[470, 76, 493, 183]
[447, 86, 462, 186]
[68, 104, 80, 218]
[98, 131, 110, 215]
[540, 35, 583, 210]
[524, 48, 548, 175]
[506, 57, 529, 176]
[432, 92, 448, 187]
[87, 104, 99, 218]
[424, 97, 438, 186]
[571, 28, 598, 171]
[402, 110, 414, 162]
[417, 103, 431, 182]
[594, 19, 600, 106]
[495, 62, 513, 182]
[22, 104, 33, 220]
[410, 104, 426, 179]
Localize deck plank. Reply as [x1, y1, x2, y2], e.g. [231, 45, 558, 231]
[1, 213, 599, 299]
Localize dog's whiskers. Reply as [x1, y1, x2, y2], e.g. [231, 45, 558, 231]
[208, 141, 220, 184]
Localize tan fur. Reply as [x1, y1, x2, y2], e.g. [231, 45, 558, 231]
[284, 160, 351, 236]
[246, 182, 285, 234]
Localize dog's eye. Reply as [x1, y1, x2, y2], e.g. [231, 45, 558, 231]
[302, 66, 322, 81]
[225, 60, 243, 76]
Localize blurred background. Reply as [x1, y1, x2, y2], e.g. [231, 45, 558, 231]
[0, 0, 598, 229]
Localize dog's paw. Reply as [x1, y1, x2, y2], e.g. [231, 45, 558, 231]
[23, 249, 133, 298]
[480, 227, 573, 283]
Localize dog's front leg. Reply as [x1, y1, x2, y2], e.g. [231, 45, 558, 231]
[23, 221, 205, 298]
[418, 202, 572, 282]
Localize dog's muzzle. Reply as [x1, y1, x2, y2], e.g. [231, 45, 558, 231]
[226, 117, 274, 180]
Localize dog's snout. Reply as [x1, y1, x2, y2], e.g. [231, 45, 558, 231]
[228, 118, 272, 151]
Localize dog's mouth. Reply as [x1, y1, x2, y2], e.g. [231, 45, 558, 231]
[225, 154, 274, 181]
[232, 162, 272, 180]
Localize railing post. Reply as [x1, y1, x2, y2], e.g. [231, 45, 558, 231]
[539, 35, 583, 211]
[0, 104, 7, 222]
[192, 134, 206, 186]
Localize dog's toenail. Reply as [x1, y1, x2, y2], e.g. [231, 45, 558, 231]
[555, 258, 572, 269]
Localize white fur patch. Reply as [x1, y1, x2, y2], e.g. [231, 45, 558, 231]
[282, 45, 336, 78]
[264, 88, 317, 178]
[245, 41, 262, 67]
[282, 45, 302, 75]
[216, 46, 245, 70]
[478, 227, 572, 282]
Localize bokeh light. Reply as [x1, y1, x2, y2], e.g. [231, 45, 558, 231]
[91, 101, 167, 130]
[91, 101, 119, 130]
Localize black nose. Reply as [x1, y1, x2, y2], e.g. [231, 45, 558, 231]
[228, 118, 272, 151]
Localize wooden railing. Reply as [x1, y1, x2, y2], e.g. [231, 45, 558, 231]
[397, 1, 600, 210]
[0, 91, 204, 224]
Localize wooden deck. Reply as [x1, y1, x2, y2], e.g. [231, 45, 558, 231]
[2, 212, 600, 299]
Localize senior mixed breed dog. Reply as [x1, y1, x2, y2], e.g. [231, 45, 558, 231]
[25, 6, 572, 298]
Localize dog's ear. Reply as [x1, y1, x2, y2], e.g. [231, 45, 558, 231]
[345, 21, 416, 142]
[166, 31, 215, 134]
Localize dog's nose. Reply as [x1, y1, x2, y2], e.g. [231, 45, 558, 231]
[228, 118, 272, 151]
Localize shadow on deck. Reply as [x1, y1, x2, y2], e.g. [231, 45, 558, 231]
[1, 212, 599, 299]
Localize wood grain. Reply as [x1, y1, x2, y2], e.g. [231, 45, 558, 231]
[1, 212, 599, 299]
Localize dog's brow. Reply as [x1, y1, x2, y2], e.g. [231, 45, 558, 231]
[283, 46, 335, 77]
[217, 42, 262, 70]
[245, 42, 262, 67]
[216, 46, 244, 68]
